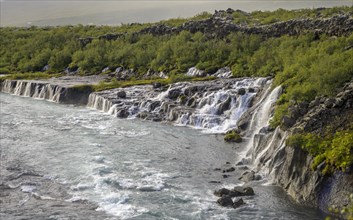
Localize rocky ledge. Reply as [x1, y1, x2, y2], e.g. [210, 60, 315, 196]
[80, 9, 353, 46]
[0, 76, 106, 105]
[246, 81, 353, 213]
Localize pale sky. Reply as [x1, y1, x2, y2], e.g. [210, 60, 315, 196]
[1, 0, 352, 26]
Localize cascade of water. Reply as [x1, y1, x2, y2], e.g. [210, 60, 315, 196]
[86, 78, 271, 133]
[23, 82, 33, 97]
[239, 85, 282, 158]
[2, 80, 14, 93]
[14, 81, 25, 95]
[87, 93, 114, 113]
[32, 84, 42, 98]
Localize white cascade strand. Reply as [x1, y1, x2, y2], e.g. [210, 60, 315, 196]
[241, 86, 282, 157]
[1, 79, 64, 103]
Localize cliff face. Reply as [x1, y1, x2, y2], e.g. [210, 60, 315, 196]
[250, 82, 353, 212]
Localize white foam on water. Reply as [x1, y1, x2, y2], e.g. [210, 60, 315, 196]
[93, 155, 105, 163]
[20, 185, 37, 193]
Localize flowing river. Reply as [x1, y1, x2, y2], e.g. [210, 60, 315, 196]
[0, 93, 324, 219]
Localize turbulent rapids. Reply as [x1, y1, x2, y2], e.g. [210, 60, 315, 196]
[0, 77, 323, 219]
[86, 78, 274, 134]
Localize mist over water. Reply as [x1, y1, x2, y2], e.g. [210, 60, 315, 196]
[1, 0, 352, 26]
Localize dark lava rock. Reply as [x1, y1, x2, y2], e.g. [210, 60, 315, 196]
[214, 188, 232, 197]
[153, 82, 162, 89]
[222, 174, 229, 178]
[217, 97, 232, 115]
[117, 90, 127, 98]
[117, 109, 129, 118]
[214, 188, 242, 197]
[217, 195, 233, 207]
[282, 115, 296, 129]
[209, 181, 222, 184]
[233, 198, 245, 208]
[224, 167, 235, 173]
[168, 88, 182, 99]
[233, 186, 255, 196]
[238, 88, 246, 95]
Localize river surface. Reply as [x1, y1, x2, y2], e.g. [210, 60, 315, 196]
[0, 93, 324, 219]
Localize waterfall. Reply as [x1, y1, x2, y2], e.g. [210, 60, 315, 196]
[241, 86, 282, 157]
[86, 78, 271, 133]
[1, 79, 65, 103]
[87, 93, 114, 113]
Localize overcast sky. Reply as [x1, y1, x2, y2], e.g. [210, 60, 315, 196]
[1, 0, 352, 26]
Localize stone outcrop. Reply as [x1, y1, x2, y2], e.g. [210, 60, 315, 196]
[0, 76, 106, 105]
[79, 9, 353, 46]
[249, 81, 353, 213]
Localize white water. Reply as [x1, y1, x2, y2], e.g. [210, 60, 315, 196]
[86, 78, 269, 134]
[0, 93, 322, 219]
[1, 80, 63, 102]
[243, 86, 282, 157]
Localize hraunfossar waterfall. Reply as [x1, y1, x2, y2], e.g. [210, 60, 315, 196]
[0, 77, 328, 219]
[1, 5, 353, 220]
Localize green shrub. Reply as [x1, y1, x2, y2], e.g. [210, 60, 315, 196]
[0, 67, 10, 74]
[287, 128, 353, 174]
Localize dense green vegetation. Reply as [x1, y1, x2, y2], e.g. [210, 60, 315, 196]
[232, 6, 353, 25]
[287, 126, 353, 174]
[0, 6, 352, 176]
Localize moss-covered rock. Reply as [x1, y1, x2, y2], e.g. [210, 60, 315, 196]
[224, 131, 242, 143]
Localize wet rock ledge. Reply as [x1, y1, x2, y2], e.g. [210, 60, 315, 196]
[0, 76, 106, 105]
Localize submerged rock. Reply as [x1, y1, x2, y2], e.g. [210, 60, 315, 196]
[214, 186, 255, 197]
[233, 198, 245, 208]
[168, 88, 182, 99]
[117, 90, 126, 98]
[217, 195, 233, 207]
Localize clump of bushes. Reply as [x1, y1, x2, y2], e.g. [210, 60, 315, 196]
[286, 128, 353, 174]
[224, 130, 242, 143]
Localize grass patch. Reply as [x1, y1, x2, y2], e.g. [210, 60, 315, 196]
[1, 72, 63, 80]
[92, 75, 217, 92]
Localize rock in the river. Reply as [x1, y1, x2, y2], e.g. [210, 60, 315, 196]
[214, 186, 255, 197]
[214, 188, 237, 197]
[224, 167, 235, 173]
[237, 88, 246, 95]
[217, 195, 234, 207]
[117, 90, 127, 98]
[153, 82, 162, 89]
[233, 198, 245, 208]
[224, 131, 242, 143]
[238, 171, 256, 182]
[117, 109, 129, 118]
[168, 88, 182, 99]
